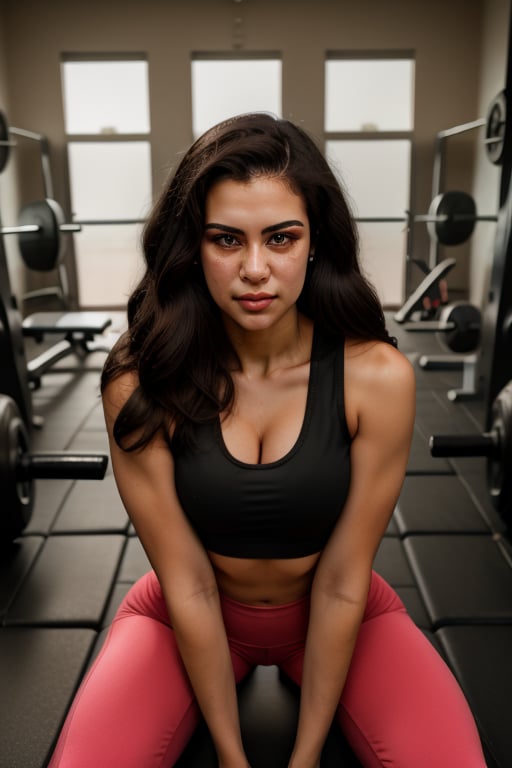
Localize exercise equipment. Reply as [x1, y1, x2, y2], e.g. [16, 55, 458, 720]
[430, 379, 512, 527]
[401, 301, 481, 354]
[0, 198, 81, 269]
[0, 393, 108, 544]
[0, 207, 112, 421]
[0, 112, 10, 174]
[394, 257, 456, 323]
[485, 90, 507, 165]
[356, 190, 497, 248]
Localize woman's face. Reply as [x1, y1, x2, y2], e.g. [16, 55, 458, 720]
[200, 175, 311, 335]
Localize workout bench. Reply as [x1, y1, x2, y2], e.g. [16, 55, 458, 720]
[23, 311, 114, 389]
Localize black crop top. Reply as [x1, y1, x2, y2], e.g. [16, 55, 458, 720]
[173, 330, 352, 558]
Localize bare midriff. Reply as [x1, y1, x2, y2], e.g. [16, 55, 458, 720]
[208, 550, 321, 605]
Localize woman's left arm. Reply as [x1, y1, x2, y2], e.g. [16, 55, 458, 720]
[288, 343, 416, 768]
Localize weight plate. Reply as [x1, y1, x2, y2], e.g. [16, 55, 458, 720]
[488, 380, 512, 518]
[18, 198, 64, 271]
[0, 111, 9, 174]
[437, 302, 481, 353]
[485, 90, 506, 166]
[0, 394, 33, 543]
[428, 191, 476, 246]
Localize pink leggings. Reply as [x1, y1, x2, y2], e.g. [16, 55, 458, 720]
[49, 570, 486, 768]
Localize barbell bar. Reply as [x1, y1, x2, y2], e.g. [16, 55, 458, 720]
[355, 191, 497, 246]
[0, 393, 108, 544]
[429, 379, 512, 523]
[71, 192, 495, 249]
[0, 199, 81, 271]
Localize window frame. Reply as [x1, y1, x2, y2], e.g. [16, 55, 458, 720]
[60, 53, 152, 308]
[324, 50, 416, 306]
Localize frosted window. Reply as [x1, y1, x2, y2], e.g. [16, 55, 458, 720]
[325, 59, 414, 132]
[326, 140, 411, 306]
[74, 224, 145, 306]
[326, 140, 411, 217]
[357, 223, 407, 306]
[192, 59, 281, 138]
[62, 60, 150, 134]
[68, 141, 152, 220]
[67, 141, 151, 307]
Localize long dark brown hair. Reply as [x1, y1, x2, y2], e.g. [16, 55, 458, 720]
[102, 112, 396, 452]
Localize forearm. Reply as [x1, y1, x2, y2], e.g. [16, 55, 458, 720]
[169, 591, 249, 768]
[289, 587, 367, 768]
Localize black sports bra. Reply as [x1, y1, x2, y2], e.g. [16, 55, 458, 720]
[173, 330, 352, 558]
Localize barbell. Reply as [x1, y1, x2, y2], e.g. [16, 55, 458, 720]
[0, 199, 81, 271]
[0, 393, 108, 544]
[430, 379, 512, 525]
[355, 190, 497, 247]
[401, 301, 481, 354]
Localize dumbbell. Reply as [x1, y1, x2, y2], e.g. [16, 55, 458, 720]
[402, 301, 481, 354]
[0, 393, 108, 544]
[429, 379, 512, 522]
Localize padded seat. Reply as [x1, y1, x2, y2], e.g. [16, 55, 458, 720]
[4, 535, 125, 627]
[0, 627, 97, 768]
[436, 625, 512, 768]
[23, 312, 114, 390]
[404, 535, 512, 627]
[0, 536, 44, 619]
[22, 311, 112, 339]
[395, 475, 491, 535]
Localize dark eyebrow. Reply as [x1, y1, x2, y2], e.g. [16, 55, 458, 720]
[204, 220, 305, 235]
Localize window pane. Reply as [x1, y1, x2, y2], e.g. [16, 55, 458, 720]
[191, 59, 281, 138]
[326, 139, 411, 306]
[326, 139, 411, 217]
[325, 59, 414, 131]
[74, 225, 144, 306]
[68, 141, 152, 220]
[62, 60, 150, 134]
[358, 224, 407, 306]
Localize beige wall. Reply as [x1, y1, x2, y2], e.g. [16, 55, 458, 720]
[0, 0, 507, 309]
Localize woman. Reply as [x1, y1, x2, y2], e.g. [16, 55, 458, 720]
[49, 113, 486, 768]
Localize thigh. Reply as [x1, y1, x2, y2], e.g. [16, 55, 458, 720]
[49, 573, 201, 768]
[49, 573, 252, 768]
[338, 574, 486, 768]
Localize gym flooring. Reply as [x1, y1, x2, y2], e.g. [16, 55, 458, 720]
[1, 313, 511, 768]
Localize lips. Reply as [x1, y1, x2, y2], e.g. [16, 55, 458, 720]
[236, 293, 276, 311]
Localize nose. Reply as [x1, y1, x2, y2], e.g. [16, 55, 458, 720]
[240, 243, 270, 282]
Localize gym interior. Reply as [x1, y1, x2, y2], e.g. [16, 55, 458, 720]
[1, 0, 512, 765]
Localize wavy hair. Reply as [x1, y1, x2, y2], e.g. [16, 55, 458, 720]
[102, 112, 396, 452]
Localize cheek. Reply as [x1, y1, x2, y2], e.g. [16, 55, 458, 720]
[201, 258, 233, 297]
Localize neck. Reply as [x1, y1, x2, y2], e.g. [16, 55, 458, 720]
[224, 312, 313, 378]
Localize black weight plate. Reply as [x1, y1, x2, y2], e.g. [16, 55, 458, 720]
[0, 111, 9, 174]
[438, 303, 481, 353]
[428, 191, 476, 246]
[486, 90, 506, 166]
[18, 198, 64, 271]
[0, 394, 33, 543]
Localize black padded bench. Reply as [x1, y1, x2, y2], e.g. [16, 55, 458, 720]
[23, 311, 113, 389]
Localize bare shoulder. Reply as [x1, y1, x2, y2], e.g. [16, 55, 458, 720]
[344, 340, 415, 433]
[346, 339, 414, 392]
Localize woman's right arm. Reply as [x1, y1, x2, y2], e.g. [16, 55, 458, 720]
[102, 373, 249, 768]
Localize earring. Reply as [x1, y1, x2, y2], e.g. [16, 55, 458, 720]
[308, 253, 315, 263]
